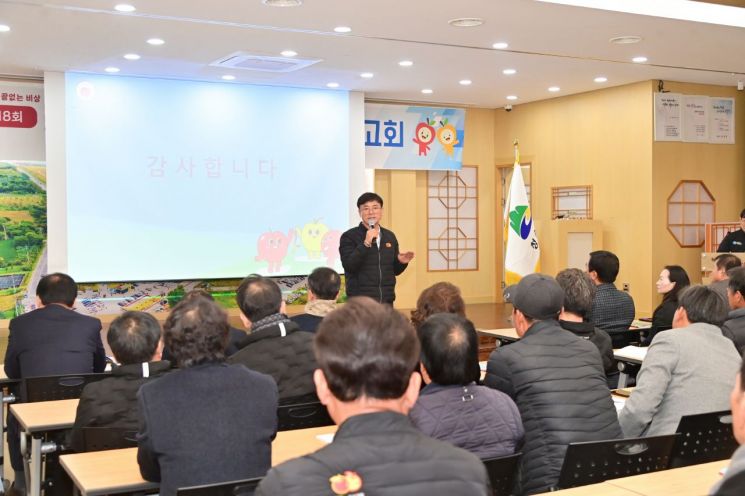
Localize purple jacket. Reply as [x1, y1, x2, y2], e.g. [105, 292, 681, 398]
[409, 382, 523, 459]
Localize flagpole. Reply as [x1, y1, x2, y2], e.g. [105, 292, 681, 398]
[513, 139, 520, 165]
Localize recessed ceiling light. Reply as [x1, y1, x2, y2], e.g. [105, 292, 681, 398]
[146, 38, 165, 46]
[632, 56, 648, 63]
[421, 89, 433, 94]
[448, 18, 484, 28]
[609, 35, 642, 45]
[262, 0, 302, 6]
[399, 60, 413, 67]
[594, 76, 608, 83]
[492, 42, 509, 49]
[104, 67, 120, 73]
[326, 82, 340, 88]
[280, 50, 297, 57]
[360, 72, 374, 79]
[459, 79, 472, 86]
[548, 86, 560, 92]
[114, 4, 136, 12]
[221, 75, 235, 81]
[506, 95, 518, 101]
[334, 26, 352, 33]
[0, 24, 10, 33]
[502, 68, 517, 75]
[123, 53, 141, 60]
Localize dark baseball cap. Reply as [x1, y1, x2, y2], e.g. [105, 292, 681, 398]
[503, 273, 563, 320]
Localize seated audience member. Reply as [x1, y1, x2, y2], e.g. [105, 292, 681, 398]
[587, 250, 636, 347]
[161, 290, 245, 359]
[228, 274, 317, 400]
[710, 358, 745, 495]
[619, 285, 740, 438]
[555, 268, 615, 379]
[723, 267, 745, 355]
[645, 265, 690, 345]
[138, 295, 277, 496]
[410, 281, 466, 330]
[256, 298, 490, 496]
[485, 274, 621, 495]
[410, 313, 523, 459]
[4, 272, 105, 494]
[710, 254, 742, 304]
[717, 209, 745, 253]
[69, 311, 170, 452]
[290, 267, 341, 332]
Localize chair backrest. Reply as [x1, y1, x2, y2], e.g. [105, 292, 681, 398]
[22, 372, 109, 403]
[177, 477, 262, 496]
[277, 398, 333, 431]
[556, 434, 678, 489]
[482, 452, 521, 496]
[670, 410, 739, 468]
[81, 427, 138, 452]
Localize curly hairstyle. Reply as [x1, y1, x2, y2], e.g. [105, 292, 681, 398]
[163, 293, 229, 367]
[410, 282, 466, 330]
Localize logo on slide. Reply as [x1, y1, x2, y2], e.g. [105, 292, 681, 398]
[509, 205, 532, 240]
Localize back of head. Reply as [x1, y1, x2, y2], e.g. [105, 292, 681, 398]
[663, 265, 691, 302]
[315, 297, 419, 401]
[164, 294, 229, 367]
[36, 272, 77, 307]
[715, 254, 742, 273]
[418, 313, 479, 386]
[307, 267, 341, 300]
[729, 267, 745, 301]
[236, 274, 282, 321]
[108, 311, 162, 365]
[506, 273, 564, 321]
[556, 268, 595, 318]
[588, 250, 620, 284]
[678, 285, 728, 327]
[356, 192, 383, 208]
[410, 282, 466, 329]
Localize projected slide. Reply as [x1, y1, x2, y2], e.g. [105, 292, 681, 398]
[65, 73, 349, 282]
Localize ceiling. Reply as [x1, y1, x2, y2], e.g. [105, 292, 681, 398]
[0, 0, 744, 108]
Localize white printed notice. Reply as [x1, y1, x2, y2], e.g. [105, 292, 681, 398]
[709, 97, 735, 144]
[682, 95, 709, 142]
[654, 92, 681, 141]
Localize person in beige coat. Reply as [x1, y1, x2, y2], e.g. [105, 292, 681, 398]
[619, 285, 741, 438]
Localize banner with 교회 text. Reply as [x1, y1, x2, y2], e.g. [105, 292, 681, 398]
[364, 103, 465, 170]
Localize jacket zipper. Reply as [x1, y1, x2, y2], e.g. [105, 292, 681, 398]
[377, 233, 383, 303]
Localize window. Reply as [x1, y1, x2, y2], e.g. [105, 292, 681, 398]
[427, 166, 478, 271]
[551, 185, 592, 220]
[667, 180, 715, 247]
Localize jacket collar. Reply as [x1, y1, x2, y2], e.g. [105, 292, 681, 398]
[243, 320, 302, 345]
[728, 307, 745, 319]
[523, 318, 561, 337]
[420, 382, 477, 396]
[111, 360, 171, 378]
[559, 319, 595, 337]
[335, 411, 413, 440]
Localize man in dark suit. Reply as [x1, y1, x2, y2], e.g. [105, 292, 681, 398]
[4, 272, 106, 494]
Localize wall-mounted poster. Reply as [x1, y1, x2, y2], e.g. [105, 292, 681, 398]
[682, 95, 709, 142]
[709, 97, 735, 144]
[364, 103, 465, 170]
[654, 93, 681, 141]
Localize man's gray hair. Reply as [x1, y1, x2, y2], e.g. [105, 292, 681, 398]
[556, 268, 596, 318]
[678, 285, 728, 327]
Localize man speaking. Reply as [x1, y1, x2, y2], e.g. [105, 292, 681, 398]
[340, 192, 414, 304]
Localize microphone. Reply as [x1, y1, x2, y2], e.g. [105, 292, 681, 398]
[368, 220, 378, 246]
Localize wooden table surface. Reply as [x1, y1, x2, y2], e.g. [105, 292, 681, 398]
[9, 398, 78, 432]
[477, 327, 519, 341]
[604, 459, 728, 496]
[60, 424, 338, 495]
[536, 482, 639, 495]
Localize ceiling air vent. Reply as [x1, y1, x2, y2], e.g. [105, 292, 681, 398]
[210, 52, 321, 73]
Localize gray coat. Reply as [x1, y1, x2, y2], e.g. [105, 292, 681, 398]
[256, 411, 489, 496]
[409, 382, 523, 459]
[722, 307, 745, 356]
[484, 320, 621, 495]
[619, 322, 740, 438]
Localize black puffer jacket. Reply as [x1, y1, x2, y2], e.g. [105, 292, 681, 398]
[339, 223, 408, 303]
[485, 320, 622, 495]
[228, 320, 317, 400]
[68, 360, 171, 452]
[722, 307, 745, 355]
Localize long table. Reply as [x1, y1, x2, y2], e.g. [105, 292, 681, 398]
[60, 425, 338, 495]
[477, 327, 519, 345]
